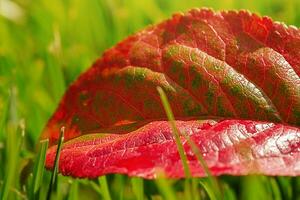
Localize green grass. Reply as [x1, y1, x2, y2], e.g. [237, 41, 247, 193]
[1, 0, 300, 199]
[47, 127, 64, 200]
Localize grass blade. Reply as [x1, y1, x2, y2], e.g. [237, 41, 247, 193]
[131, 177, 144, 200]
[47, 127, 65, 200]
[89, 180, 103, 196]
[199, 179, 217, 200]
[0, 87, 21, 200]
[157, 87, 194, 200]
[269, 177, 282, 200]
[157, 87, 191, 178]
[32, 139, 49, 197]
[157, 87, 223, 200]
[68, 180, 79, 200]
[0, 95, 8, 141]
[98, 176, 112, 200]
[181, 130, 222, 199]
[240, 176, 272, 200]
[277, 177, 292, 200]
[0, 125, 19, 200]
[154, 174, 177, 200]
[117, 175, 125, 200]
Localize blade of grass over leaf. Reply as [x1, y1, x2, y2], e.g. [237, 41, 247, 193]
[157, 86, 223, 200]
[131, 177, 144, 200]
[32, 139, 49, 196]
[181, 130, 222, 199]
[157, 86, 191, 178]
[157, 86, 195, 200]
[98, 176, 112, 200]
[47, 127, 65, 200]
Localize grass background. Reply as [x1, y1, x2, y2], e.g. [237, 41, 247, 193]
[1, 0, 300, 199]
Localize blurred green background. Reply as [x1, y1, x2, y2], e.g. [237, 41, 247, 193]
[1, 0, 300, 199]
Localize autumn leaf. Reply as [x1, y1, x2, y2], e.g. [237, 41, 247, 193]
[45, 119, 300, 178]
[42, 8, 300, 178]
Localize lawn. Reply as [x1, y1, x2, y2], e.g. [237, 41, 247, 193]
[1, 0, 300, 199]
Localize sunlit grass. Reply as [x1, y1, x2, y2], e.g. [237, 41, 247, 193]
[1, 0, 300, 199]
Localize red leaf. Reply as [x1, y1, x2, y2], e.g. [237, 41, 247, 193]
[42, 9, 300, 178]
[45, 119, 300, 178]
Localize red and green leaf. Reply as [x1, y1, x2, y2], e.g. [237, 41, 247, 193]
[45, 120, 300, 178]
[42, 9, 300, 178]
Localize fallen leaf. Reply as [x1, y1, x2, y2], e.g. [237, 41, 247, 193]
[42, 9, 300, 178]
